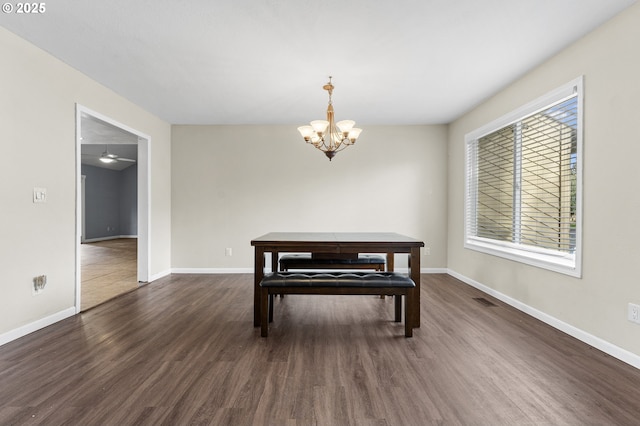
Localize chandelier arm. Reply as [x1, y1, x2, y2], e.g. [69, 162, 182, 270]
[311, 134, 347, 151]
[312, 126, 352, 153]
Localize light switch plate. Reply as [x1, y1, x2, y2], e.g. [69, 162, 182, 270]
[33, 187, 47, 203]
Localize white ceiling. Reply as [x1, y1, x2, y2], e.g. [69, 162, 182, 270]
[0, 0, 636, 125]
[80, 114, 138, 171]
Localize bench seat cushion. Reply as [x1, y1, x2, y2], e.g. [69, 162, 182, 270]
[260, 272, 414, 288]
[279, 254, 385, 265]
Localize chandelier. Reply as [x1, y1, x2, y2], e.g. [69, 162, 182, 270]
[297, 76, 362, 161]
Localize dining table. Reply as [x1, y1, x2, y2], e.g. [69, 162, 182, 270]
[250, 232, 425, 328]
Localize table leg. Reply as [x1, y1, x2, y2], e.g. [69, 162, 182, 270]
[254, 247, 265, 327]
[409, 247, 420, 328]
[386, 252, 394, 271]
[271, 251, 279, 273]
[405, 288, 413, 337]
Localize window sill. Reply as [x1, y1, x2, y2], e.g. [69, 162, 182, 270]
[464, 237, 581, 278]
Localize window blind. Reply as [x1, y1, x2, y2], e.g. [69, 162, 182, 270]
[467, 94, 578, 254]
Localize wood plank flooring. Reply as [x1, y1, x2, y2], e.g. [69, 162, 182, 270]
[1, 273, 640, 425]
[81, 238, 137, 310]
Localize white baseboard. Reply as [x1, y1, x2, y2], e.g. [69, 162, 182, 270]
[83, 235, 137, 243]
[149, 269, 172, 281]
[171, 267, 447, 275]
[422, 267, 448, 274]
[172, 268, 254, 274]
[447, 269, 640, 370]
[0, 307, 76, 347]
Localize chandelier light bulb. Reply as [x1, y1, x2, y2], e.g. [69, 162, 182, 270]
[348, 128, 362, 142]
[297, 125, 314, 141]
[336, 120, 355, 134]
[310, 120, 329, 135]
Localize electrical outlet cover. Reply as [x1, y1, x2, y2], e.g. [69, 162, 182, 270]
[628, 303, 640, 324]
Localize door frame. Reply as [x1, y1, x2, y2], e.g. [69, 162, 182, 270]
[81, 175, 86, 243]
[75, 104, 151, 312]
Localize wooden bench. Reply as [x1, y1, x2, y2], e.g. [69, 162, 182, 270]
[279, 253, 386, 271]
[260, 272, 415, 338]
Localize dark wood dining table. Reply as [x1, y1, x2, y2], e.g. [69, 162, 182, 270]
[250, 232, 424, 328]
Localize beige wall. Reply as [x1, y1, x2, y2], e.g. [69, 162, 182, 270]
[0, 27, 172, 337]
[448, 3, 640, 357]
[171, 125, 448, 271]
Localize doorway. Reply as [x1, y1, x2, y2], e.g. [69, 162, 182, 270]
[75, 105, 150, 312]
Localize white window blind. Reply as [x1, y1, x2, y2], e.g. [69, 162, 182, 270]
[465, 78, 582, 277]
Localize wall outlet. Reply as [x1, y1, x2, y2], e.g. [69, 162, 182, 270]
[33, 275, 47, 294]
[225, 248, 233, 256]
[629, 303, 640, 324]
[423, 247, 431, 256]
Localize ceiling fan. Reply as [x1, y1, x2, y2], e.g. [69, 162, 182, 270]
[96, 145, 136, 164]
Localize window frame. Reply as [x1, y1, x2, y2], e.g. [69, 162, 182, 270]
[464, 77, 583, 278]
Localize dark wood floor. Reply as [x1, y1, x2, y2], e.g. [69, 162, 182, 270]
[1, 273, 639, 425]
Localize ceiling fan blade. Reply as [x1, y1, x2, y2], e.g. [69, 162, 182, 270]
[82, 146, 136, 164]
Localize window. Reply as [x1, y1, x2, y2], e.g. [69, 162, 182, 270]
[465, 77, 582, 277]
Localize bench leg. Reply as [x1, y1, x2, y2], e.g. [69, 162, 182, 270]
[268, 294, 274, 322]
[279, 265, 286, 298]
[394, 295, 402, 322]
[405, 289, 413, 337]
[378, 263, 386, 299]
[261, 288, 269, 337]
